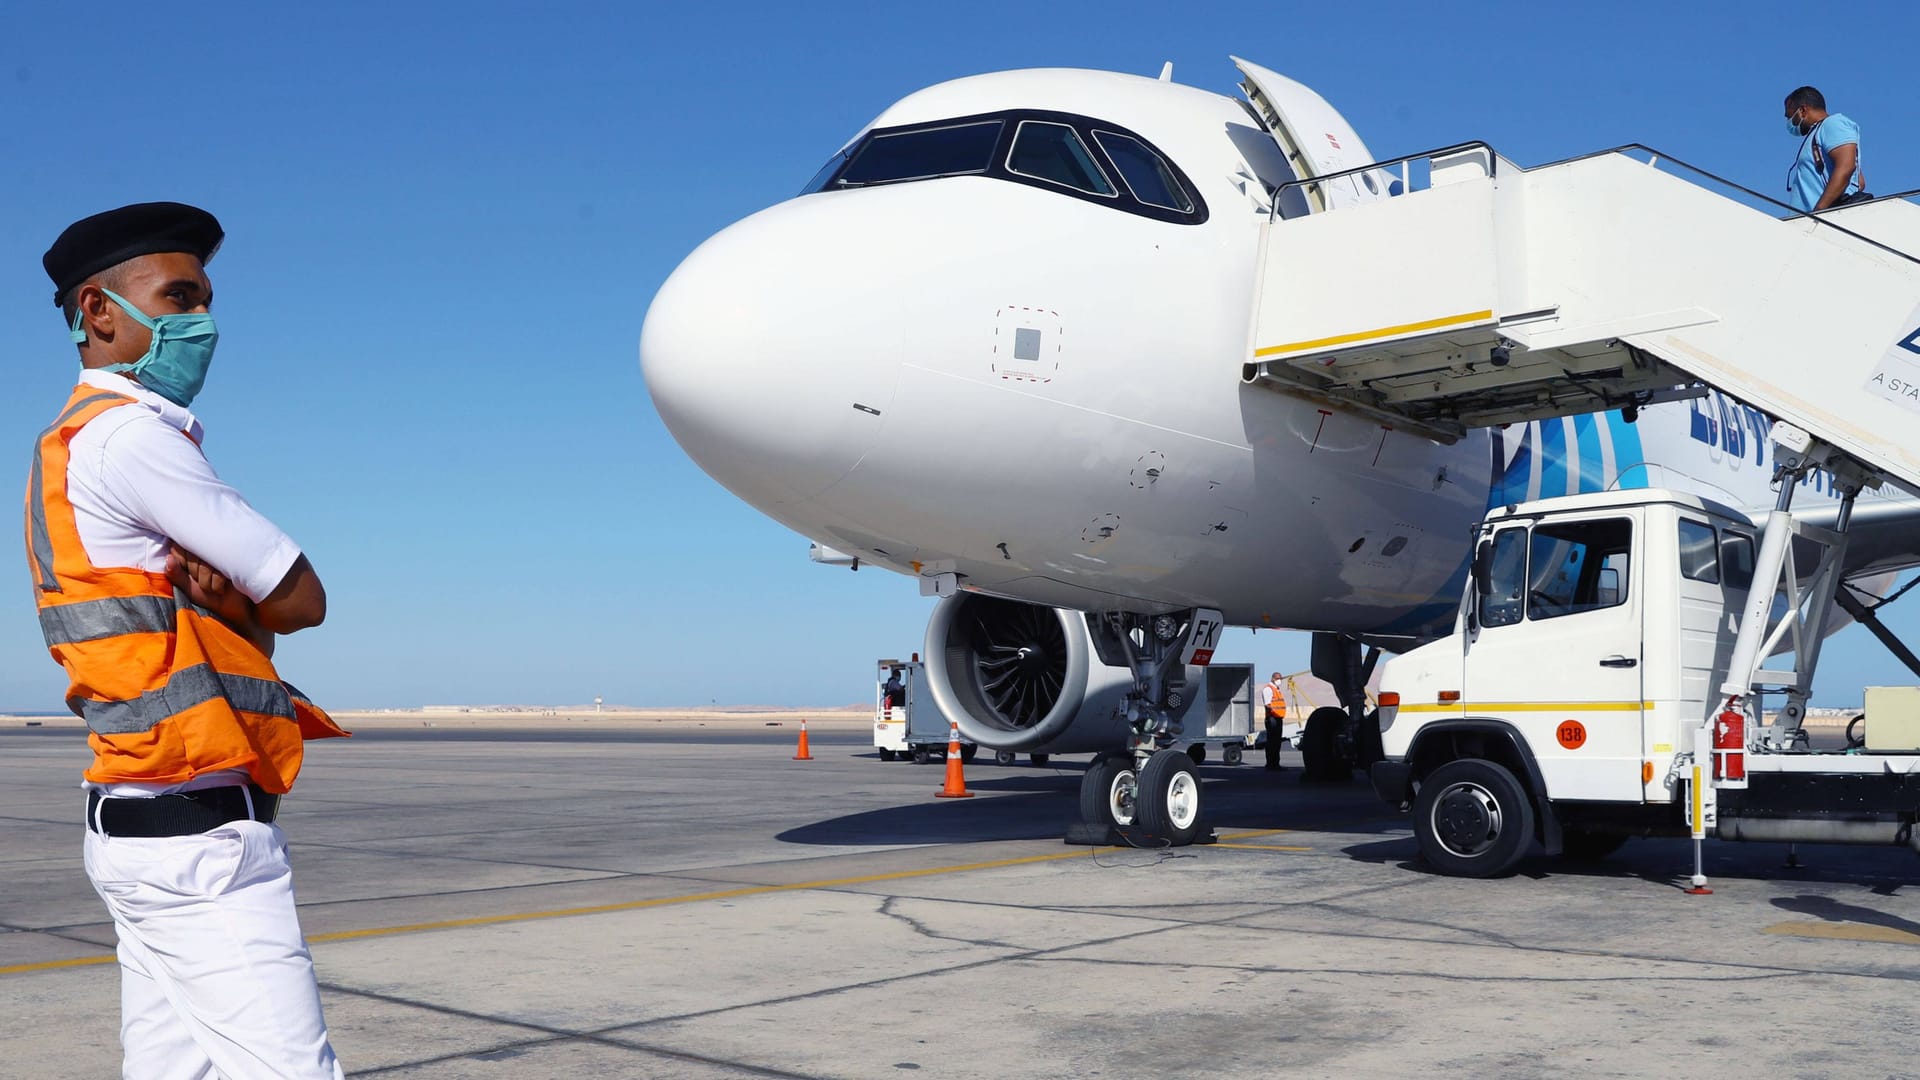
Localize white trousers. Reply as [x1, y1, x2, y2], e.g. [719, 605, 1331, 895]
[83, 817, 344, 1080]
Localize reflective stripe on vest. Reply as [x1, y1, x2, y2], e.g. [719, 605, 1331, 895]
[26, 391, 127, 593]
[38, 594, 177, 646]
[75, 663, 296, 735]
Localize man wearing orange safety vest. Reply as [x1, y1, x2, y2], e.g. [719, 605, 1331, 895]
[28, 203, 347, 1079]
[1260, 672, 1288, 770]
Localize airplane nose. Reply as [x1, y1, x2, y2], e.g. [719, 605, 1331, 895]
[641, 199, 899, 507]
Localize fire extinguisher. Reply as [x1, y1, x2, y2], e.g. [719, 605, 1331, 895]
[1713, 704, 1746, 783]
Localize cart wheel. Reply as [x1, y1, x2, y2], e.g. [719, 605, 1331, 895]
[912, 747, 931, 765]
[1187, 744, 1207, 765]
[1030, 753, 1050, 767]
[878, 748, 896, 762]
[994, 750, 1016, 767]
[1222, 745, 1243, 766]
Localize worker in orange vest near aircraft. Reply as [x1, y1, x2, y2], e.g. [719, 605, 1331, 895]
[1260, 672, 1289, 771]
[29, 202, 347, 1079]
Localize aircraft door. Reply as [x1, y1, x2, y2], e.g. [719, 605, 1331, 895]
[1230, 57, 1394, 214]
[1464, 514, 1644, 801]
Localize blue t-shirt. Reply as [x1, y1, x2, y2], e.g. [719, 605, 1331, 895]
[1787, 112, 1862, 211]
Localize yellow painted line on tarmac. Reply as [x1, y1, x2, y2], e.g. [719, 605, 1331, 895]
[0, 954, 117, 976]
[1762, 920, 1920, 946]
[2, 845, 1143, 977]
[1209, 843, 1314, 852]
[1215, 829, 1292, 841]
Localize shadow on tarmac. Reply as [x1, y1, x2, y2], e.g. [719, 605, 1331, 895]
[778, 766, 1402, 847]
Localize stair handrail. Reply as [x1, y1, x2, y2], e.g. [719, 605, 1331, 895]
[1274, 139, 1920, 268]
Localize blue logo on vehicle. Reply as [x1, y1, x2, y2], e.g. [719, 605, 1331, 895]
[1900, 326, 1920, 355]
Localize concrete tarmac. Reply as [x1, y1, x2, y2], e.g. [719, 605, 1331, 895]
[4, 725, 1920, 1079]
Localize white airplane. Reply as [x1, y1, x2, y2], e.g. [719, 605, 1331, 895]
[641, 59, 1920, 840]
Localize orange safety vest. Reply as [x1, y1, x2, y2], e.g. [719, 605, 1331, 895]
[24, 386, 346, 793]
[1264, 681, 1288, 720]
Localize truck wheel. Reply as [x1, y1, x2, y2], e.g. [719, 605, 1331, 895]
[1412, 758, 1535, 878]
[1136, 749, 1204, 846]
[1299, 706, 1353, 781]
[1030, 754, 1050, 767]
[960, 743, 978, 763]
[1560, 828, 1627, 862]
[994, 750, 1016, 767]
[1187, 744, 1207, 765]
[878, 748, 896, 762]
[1080, 752, 1137, 827]
[1223, 745, 1243, 766]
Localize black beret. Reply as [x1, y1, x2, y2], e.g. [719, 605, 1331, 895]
[42, 202, 224, 307]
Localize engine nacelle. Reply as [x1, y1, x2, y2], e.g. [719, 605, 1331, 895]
[922, 594, 1139, 754]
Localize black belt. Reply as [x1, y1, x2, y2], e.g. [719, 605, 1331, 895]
[87, 784, 280, 837]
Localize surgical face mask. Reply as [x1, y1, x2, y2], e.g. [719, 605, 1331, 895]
[1787, 109, 1810, 136]
[71, 288, 219, 407]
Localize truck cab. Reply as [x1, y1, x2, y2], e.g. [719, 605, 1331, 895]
[1370, 488, 1768, 874]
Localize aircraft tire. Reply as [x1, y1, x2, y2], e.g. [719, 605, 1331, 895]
[1136, 749, 1203, 846]
[1299, 706, 1353, 781]
[1079, 752, 1137, 828]
[1412, 758, 1534, 878]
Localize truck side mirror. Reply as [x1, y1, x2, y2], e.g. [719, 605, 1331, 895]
[1467, 538, 1493, 632]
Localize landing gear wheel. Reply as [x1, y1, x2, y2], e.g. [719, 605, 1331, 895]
[878, 748, 897, 762]
[1559, 828, 1628, 862]
[1187, 744, 1207, 765]
[1136, 749, 1204, 846]
[1299, 706, 1353, 781]
[1030, 753, 1050, 767]
[1079, 752, 1137, 828]
[911, 747, 931, 765]
[1412, 758, 1535, 878]
[993, 750, 1017, 767]
[960, 744, 977, 763]
[1223, 745, 1243, 766]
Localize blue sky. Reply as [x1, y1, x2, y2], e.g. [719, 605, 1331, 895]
[3, 1, 1917, 709]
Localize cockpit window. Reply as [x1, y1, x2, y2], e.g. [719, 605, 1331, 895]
[1007, 121, 1114, 197]
[804, 110, 1207, 225]
[837, 120, 1004, 187]
[1093, 130, 1194, 212]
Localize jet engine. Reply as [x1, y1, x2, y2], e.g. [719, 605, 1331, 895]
[921, 594, 1139, 754]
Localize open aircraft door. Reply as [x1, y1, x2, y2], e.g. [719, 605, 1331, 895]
[1232, 56, 1393, 215]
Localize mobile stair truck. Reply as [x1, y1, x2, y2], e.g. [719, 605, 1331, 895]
[1231, 115, 1920, 883]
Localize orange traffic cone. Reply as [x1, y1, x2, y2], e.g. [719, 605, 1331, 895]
[793, 718, 813, 761]
[935, 719, 974, 798]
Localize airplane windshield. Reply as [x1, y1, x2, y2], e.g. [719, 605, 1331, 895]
[835, 121, 1003, 187]
[804, 110, 1207, 225]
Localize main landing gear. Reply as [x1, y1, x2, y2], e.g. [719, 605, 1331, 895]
[1069, 609, 1220, 847]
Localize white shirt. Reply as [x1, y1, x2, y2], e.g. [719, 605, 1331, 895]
[64, 370, 303, 797]
[67, 370, 301, 604]
[1259, 683, 1276, 706]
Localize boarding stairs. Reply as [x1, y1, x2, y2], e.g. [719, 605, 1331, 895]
[1244, 145, 1920, 872]
[1245, 143, 1920, 496]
